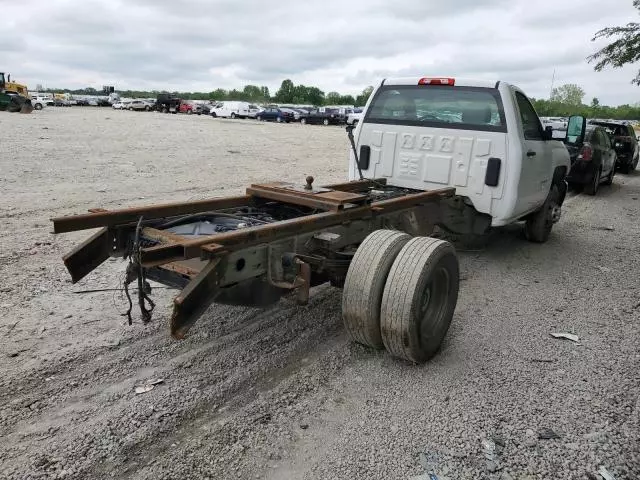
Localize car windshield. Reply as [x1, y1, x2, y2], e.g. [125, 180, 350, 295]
[366, 85, 506, 131]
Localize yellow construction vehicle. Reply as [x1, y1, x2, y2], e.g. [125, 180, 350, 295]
[0, 72, 34, 113]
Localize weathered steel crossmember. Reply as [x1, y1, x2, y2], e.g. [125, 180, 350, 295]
[52, 178, 454, 338]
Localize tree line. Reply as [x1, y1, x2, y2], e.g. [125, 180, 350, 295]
[530, 82, 640, 120]
[42, 80, 376, 107]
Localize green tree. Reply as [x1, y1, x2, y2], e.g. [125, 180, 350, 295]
[550, 84, 585, 106]
[591, 97, 600, 108]
[356, 86, 374, 106]
[325, 91, 341, 104]
[243, 85, 263, 101]
[337, 94, 356, 105]
[275, 79, 295, 103]
[306, 87, 325, 106]
[588, 0, 640, 84]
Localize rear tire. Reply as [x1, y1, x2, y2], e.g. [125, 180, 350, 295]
[34, 103, 43, 110]
[187, 109, 192, 115]
[603, 162, 615, 185]
[276, 116, 282, 123]
[380, 237, 460, 363]
[300, 118, 306, 125]
[323, 118, 329, 126]
[231, 112, 236, 119]
[525, 185, 561, 243]
[619, 161, 631, 174]
[145, 106, 150, 111]
[256, 115, 262, 121]
[584, 167, 601, 196]
[342, 230, 411, 349]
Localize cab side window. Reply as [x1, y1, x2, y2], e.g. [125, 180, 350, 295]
[515, 92, 543, 141]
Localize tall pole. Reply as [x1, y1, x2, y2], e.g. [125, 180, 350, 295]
[549, 69, 556, 99]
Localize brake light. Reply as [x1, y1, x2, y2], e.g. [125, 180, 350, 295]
[578, 144, 593, 161]
[418, 77, 455, 86]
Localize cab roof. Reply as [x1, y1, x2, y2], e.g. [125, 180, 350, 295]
[382, 77, 499, 89]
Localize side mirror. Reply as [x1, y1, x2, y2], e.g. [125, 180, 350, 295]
[543, 125, 554, 140]
[565, 115, 586, 145]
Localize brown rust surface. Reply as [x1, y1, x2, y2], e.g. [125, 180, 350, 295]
[170, 258, 221, 339]
[62, 227, 111, 283]
[52, 195, 253, 233]
[139, 187, 454, 265]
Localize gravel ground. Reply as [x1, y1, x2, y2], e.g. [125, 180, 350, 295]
[0, 107, 639, 480]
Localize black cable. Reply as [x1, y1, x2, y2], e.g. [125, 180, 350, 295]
[134, 216, 155, 323]
[346, 124, 364, 181]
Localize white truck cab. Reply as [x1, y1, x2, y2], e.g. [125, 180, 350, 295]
[350, 77, 584, 242]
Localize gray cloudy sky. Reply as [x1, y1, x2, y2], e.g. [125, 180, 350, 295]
[2, 0, 639, 105]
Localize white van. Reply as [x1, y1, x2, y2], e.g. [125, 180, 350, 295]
[210, 101, 252, 119]
[351, 76, 579, 242]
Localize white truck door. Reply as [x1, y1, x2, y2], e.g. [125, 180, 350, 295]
[512, 90, 551, 215]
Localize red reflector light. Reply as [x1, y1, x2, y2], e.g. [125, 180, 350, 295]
[418, 77, 455, 86]
[578, 144, 593, 161]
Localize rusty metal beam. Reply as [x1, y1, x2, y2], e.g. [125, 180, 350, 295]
[170, 258, 221, 339]
[62, 227, 111, 283]
[139, 187, 454, 265]
[247, 186, 350, 211]
[199, 187, 454, 256]
[51, 195, 253, 234]
[141, 227, 189, 245]
[322, 178, 387, 192]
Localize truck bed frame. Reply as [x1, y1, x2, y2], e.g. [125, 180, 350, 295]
[52, 177, 454, 340]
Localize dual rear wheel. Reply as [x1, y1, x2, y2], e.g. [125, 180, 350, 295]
[342, 230, 460, 363]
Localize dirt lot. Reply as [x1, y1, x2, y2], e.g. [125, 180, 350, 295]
[1, 107, 639, 480]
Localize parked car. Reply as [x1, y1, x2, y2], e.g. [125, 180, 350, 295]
[156, 94, 181, 114]
[179, 100, 202, 115]
[246, 104, 263, 118]
[300, 108, 343, 125]
[566, 125, 617, 195]
[346, 108, 363, 125]
[54, 98, 71, 107]
[112, 101, 126, 110]
[279, 107, 304, 121]
[541, 117, 568, 131]
[255, 107, 294, 123]
[125, 100, 151, 111]
[210, 101, 252, 118]
[352, 76, 580, 243]
[588, 120, 639, 173]
[30, 96, 48, 110]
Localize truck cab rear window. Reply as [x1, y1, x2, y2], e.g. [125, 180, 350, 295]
[365, 85, 507, 133]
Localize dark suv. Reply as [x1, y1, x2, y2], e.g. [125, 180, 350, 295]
[588, 120, 639, 173]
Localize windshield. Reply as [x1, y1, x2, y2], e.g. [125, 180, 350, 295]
[365, 85, 507, 132]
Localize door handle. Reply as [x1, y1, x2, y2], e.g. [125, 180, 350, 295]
[526, 150, 537, 157]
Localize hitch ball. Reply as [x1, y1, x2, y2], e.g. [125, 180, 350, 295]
[305, 176, 314, 190]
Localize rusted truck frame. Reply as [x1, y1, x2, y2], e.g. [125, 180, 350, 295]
[52, 177, 459, 363]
